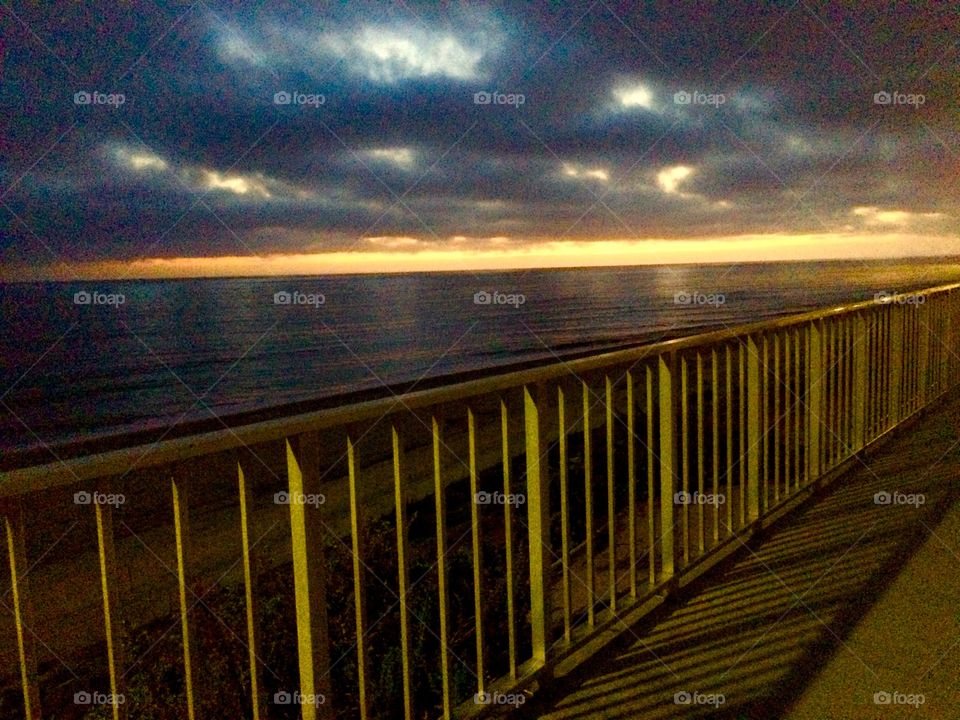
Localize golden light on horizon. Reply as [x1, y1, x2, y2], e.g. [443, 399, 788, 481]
[6, 232, 960, 282]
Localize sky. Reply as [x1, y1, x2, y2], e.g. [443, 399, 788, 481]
[1, 1, 959, 280]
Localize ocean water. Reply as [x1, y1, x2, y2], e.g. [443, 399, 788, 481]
[2, 259, 960, 454]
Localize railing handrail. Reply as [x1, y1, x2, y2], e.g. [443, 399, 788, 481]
[2, 282, 956, 496]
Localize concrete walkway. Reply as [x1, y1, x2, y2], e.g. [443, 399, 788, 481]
[515, 393, 960, 719]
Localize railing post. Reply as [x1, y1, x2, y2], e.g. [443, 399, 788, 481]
[658, 353, 680, 580]
[581, 379, 595, 626]
[524, 383, 551, 664]
[237, 461, 266, 720]
[941, 295, 952, 395]
[94, 480, 127, 720]
[852, 313, 868, 452]
[499, 399, 518, 678]
[919, 301, 931, 404]
[467, 408, 486, 695]
[746, 336, 761, 522]
[431, 414, 452, 719]
[391, 425, 414, 720]
[346, 432, 371, 720]
[558, 384, 573, 637]
[171, 469, 198, 720]
[286, 432, 333, 720]
[806, 321, 823, 482]
[605, 375, 617, 610]
[888, 304, 903, 428]
[3, 498, 40, 720]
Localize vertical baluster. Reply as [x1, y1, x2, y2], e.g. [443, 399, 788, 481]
[171, 471, 197, 720]
[831, 319, 839, 468]
[853, 314, 868, 453]
[870, 310, 877, 430]
[868, 311, 877, 438]
[392, 425, 414, 719]
[605, 375, 617, 611]
[431, 415, 452, 719]
[876, 307, 885, 429]
[500, 401, 517, 678]
[3, 499, 40, 720]
[558, 386, 572, 638]
[907, 305, 915, 410]
[738, 342, 746, 527]
[784, 332, 792, 495]
[920, 301, 930, 406]
[793, 328, 809, 490]
[841, 318, 850, 457]
[346, 433, 370, 720]
[725, 345, 733, 533]
[582, 380, 594, 625]
[605, 375, 617, 613]
[836, 318, 844, 457]
[646, 366, 656, 586]
[760, 336, 768, 513]
[524, 384, 551, 664]
[835, 318, 844, 458]
[467, 409, 486, 693]
[912, 305, 919, 408]
[941, 296, 952, 397]
[658, 353, 679, 579]
[882, 307, 891, 427]
[94, 481, 127, 720]
[711, 349, 719, 546]
[237, 462, 265, 720]
[807, 321, 823, 482]
[889, 305, 903, 428]
[626, 373, 637, 598]
[772, 333, 780, 503]
[286, 433, 333, 720]
[838, 319, 846, 457]
[680, 357, 689, 565]
[747, 337, 761, 523]
[826, 320, 835, 468]
[847, 316, 856, 453]
[832, 319, 841, 466]
[696, 353, 705, 556]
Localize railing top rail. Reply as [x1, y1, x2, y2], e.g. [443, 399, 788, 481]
[2, 282, 957, 496]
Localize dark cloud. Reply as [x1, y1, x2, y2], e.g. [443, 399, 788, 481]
[1, 0, 959, 271]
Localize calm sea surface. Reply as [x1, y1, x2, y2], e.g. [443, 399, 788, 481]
[3, 260, 960, 452]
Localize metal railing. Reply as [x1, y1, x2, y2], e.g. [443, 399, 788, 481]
[2, 283, 958, 719]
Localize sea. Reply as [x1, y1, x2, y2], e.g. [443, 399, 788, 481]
[3, 259, 960, 455]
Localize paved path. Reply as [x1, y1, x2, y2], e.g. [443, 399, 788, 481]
[515, 392, 960, 719]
